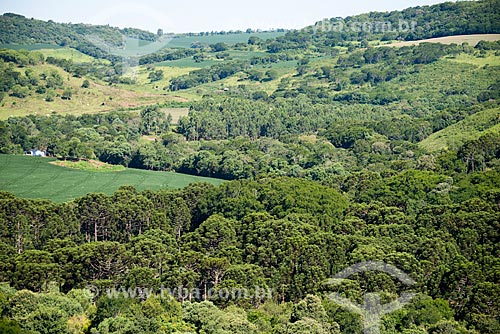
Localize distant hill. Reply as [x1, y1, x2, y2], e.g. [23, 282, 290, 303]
[0, 13, 157, 46]
[0, 13, 158, 60]
[0, 13, 287, 62]
[266, 0, 500, 52]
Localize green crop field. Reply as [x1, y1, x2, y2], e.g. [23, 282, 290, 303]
[0, 154, 223, 202]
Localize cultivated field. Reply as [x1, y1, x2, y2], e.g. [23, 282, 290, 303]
[0, 154, 223, 202]
[382, 34, 500, 47]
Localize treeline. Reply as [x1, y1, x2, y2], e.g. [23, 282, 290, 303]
[0, 110, 352, 179]
[0, 48, 44, 66]
[179, 28, 287, 37]
[177, 95, 496, 144]
[139, 48, 198, 65]
[169, 61, 249, 91]
[1, 103, 500, 181]
[338, 43, 465, 69]
[0, 169, 499, 333]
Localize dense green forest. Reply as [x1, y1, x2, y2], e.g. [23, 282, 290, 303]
[0, 169, 499, 333]
[1, 1, 500, 333]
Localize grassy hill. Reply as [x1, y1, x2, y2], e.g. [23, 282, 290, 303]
[420, 107, 500, 152]
[0, 154, 223, 202]
[0, 60, 189, 119]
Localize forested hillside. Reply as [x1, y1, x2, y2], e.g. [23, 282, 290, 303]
[301, 0, 500, 46]
[0, 13, 158, 60]
[0, 1, 500, 334]
[0, 169, 499, 333]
